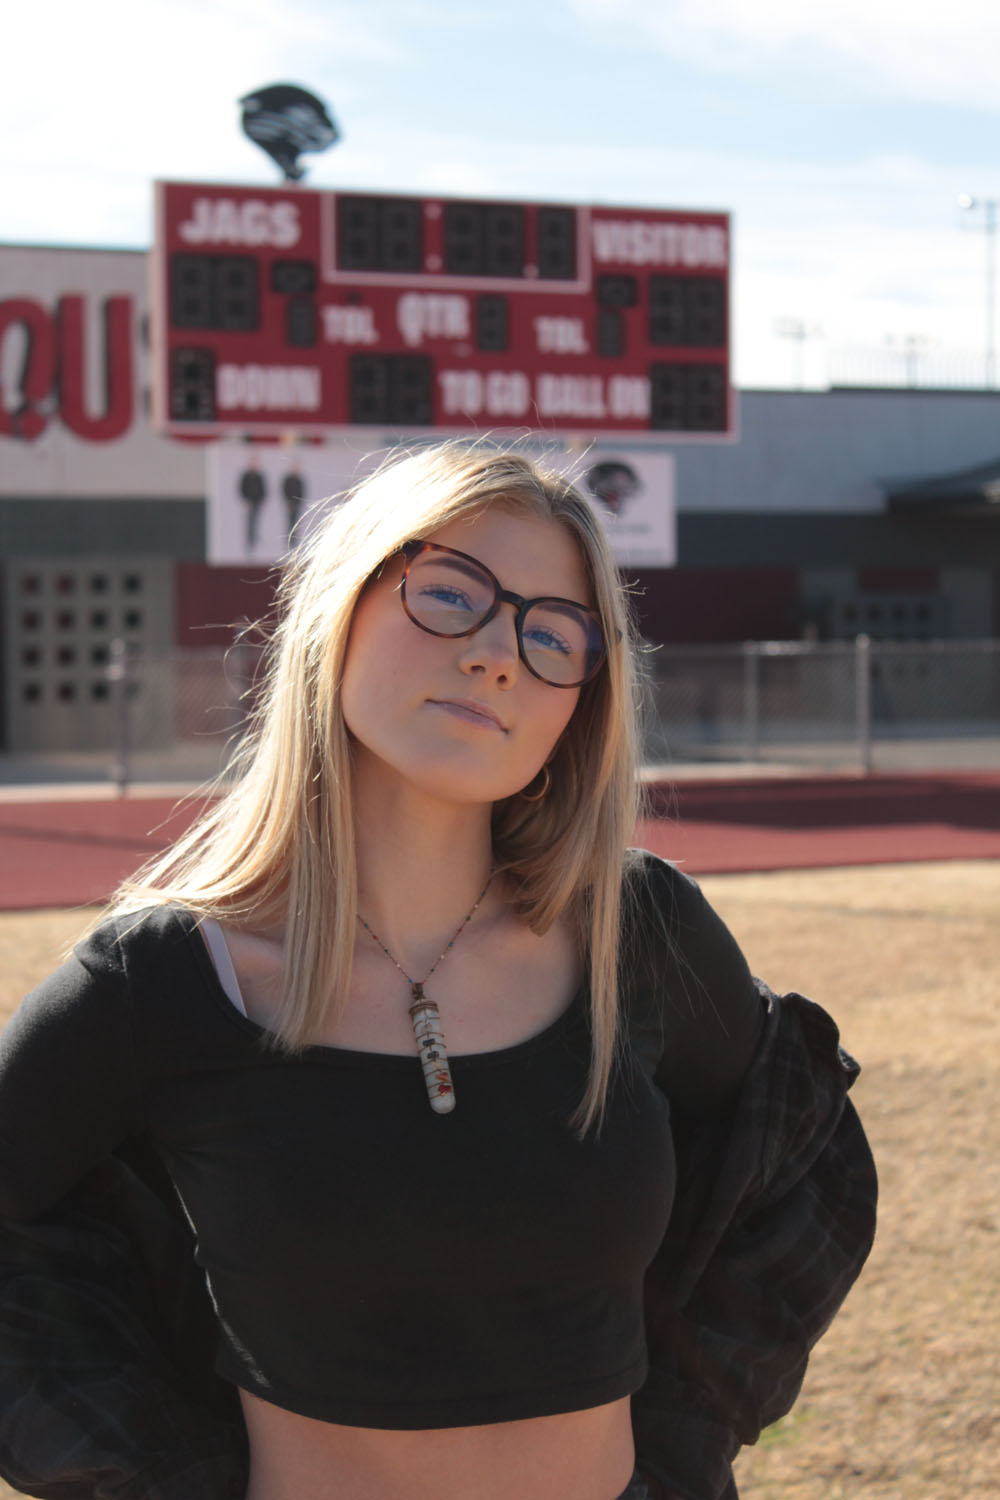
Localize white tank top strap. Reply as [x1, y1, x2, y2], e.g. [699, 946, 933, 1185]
[200, 918, 248, 1016]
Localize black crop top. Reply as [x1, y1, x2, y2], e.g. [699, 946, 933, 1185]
[0, 853, 762, 1430]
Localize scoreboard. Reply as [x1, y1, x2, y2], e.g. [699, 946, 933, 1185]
[152, 180, 732, 439]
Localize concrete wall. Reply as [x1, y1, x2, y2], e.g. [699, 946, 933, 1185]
[676, 387, 1000, 514]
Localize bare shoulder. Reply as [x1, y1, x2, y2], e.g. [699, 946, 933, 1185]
[216, 920, 286, 1028]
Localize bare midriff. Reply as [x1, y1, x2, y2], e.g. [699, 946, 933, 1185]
[240, 1390, 636, 1500]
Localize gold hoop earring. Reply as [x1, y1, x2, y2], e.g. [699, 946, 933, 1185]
[520, 764, 551, 803]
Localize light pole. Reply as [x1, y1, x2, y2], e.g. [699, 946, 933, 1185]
[958, 194, 998, 388]
[774, 318, 823, 389]
[885, 333, 936, 388]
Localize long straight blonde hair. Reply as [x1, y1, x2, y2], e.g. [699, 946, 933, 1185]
[117, 441, 644, 1131]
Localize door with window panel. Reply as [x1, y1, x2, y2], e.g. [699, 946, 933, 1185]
[4, 558, 174, 752]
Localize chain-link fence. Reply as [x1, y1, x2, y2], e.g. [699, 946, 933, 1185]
[3, 638, 1000, 790]
[104, 643, 265, 790]
[642, 638, 1000, 773]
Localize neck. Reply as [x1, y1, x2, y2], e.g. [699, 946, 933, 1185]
[350, 756, 497, 962]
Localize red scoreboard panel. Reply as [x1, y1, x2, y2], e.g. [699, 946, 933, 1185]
[152, 180, 732, 439]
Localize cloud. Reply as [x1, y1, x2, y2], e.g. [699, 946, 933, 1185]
[2, 0, 991, 386]
[568, 0, 1000, 111]
[2, 0, 404, 169]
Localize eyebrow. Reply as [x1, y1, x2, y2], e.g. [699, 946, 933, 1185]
[535, 599, 593, 624]
[429, 555, 494, 588]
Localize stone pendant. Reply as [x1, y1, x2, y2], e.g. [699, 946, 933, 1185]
[409, 983, 456, 1114]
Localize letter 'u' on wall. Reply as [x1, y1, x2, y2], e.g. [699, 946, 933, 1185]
[56, 296, 134, 442]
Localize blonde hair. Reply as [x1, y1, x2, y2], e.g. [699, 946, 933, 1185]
[117, 441, 644, 1132]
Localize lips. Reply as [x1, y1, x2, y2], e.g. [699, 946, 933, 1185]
[429, 698, 508, 732]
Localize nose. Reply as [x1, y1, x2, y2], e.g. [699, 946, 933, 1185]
[457, 603, 520, 685]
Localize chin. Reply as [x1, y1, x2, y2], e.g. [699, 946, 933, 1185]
[352, 735, 539, 807]
[431, 775, 525, 807]
[399, 760, 530, 807]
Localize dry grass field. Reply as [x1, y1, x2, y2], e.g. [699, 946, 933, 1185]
[0, 860, 998, 1499]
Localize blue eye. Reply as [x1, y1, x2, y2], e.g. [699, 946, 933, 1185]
[524, 623, 573, 656]
[419, 584, 476, 610]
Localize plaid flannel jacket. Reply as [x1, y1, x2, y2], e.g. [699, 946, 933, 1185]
[0, 981, 876, 1500]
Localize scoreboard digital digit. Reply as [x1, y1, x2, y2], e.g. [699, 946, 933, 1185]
[152, 181, 732, 439]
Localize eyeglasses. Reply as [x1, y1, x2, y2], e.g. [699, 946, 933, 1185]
[399, 540, 607, 688]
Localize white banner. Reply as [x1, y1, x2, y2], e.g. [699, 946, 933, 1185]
[206, 442, 382, 564]
[572, 448, 676, 568]
[207, 440, 676, 568]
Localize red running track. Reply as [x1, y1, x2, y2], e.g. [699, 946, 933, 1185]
[639, 772, 1000, 874]
[0, 773, 999, 912]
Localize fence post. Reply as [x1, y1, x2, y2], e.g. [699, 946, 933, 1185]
[855, 634, 873, 775]
[742, 641, 761, 761]
[108, 637, 130, 795]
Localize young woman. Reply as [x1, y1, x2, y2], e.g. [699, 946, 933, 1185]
[0, 443, 877, 1500]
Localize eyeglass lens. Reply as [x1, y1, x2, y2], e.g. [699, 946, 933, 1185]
[403, 548, 603, 687]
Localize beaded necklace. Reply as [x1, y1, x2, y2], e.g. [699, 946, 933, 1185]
[356, 873, 494, 1114]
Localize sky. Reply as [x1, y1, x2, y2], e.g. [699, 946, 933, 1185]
[4, 0, 1000, 389]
